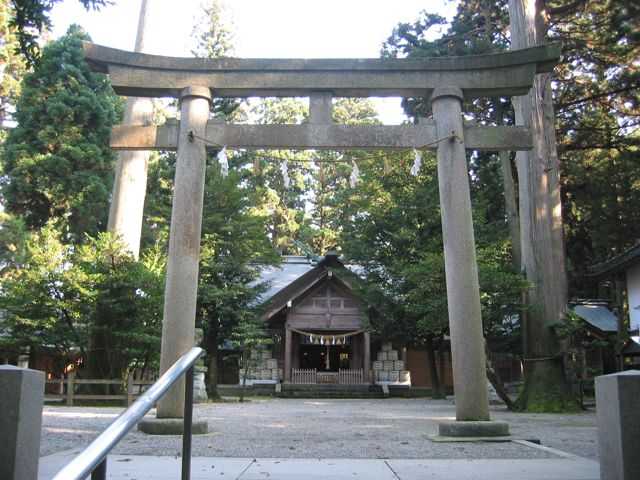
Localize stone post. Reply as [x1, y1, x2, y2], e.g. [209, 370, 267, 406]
[156, 86, 211, 418]
[284, 327, 292, 383]
[596, 370, 640, 480]
[0, 366, 45, 480]
[431, 86, 490, 421]
[107, 0, 153, 259]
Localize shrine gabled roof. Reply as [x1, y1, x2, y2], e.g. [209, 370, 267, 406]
[255, 256, 318, 305]
[588, 242, 640, 277]
[255, 254, 365, 320]
[622, 336, 640, 356]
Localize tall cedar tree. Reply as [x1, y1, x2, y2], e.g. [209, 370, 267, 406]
[382, 0, 638, 410]
[1, 25, 121, 242]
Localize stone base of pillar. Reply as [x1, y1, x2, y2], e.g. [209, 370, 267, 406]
[436, 420, 509, 438]
[138, 418, 208, 435]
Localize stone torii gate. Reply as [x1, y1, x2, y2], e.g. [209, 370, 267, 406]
[83, 42, 560, 431]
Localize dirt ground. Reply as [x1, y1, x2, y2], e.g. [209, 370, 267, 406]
[40, 397, 598, 459]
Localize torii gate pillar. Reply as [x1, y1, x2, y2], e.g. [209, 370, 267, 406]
[157, 86, 211, 419]
[432, 87, 490, 422]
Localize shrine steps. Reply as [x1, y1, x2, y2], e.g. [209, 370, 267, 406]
[279, 384, 385, 399]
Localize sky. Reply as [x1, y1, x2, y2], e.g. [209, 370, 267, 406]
[50, 0, 456, 123]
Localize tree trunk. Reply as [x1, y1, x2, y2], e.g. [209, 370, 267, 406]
[509, 0, 575, 411]
[205, 327, 220, 399]
[239, 353, 248, 403]
[500, 150, 522, 272]
[425, 336, 444, 398]
[484, 341, 516, 410]
[88, 0, 152, 387]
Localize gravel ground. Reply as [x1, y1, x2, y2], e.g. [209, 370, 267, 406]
[40, 398, 598, 459]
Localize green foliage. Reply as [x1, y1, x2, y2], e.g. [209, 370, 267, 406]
[190, 0, 234, 60]
[198, 151, 279, 354]
[231, 313, 272, 401]
[242, 98, 311, 254]
[75, 233, 165, 377]
[190, 0, 238, 118]
[339, 149, 525, 349]
[1, 25, 121, 242]
[0, 224, 87, 360]
[383, 0, 640, 297]
[0, 225, 164, 375]
[0, 0, 27, 135]
[0, 210, 28, 276]
[8, 0, 110, 67]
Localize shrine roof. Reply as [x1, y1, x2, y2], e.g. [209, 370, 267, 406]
[255, 256, 318, 305]
[254, 253, 366, 320]
[588, 242, 640, 277]
[570, 301, 618, 334]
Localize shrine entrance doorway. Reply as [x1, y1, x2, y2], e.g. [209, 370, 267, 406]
[299, 343, 352, 372]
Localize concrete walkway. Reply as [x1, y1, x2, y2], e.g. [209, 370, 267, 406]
[39, 450, 600, 480]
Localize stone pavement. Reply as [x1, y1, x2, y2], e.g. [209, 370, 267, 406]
[39, 450, 600, 480]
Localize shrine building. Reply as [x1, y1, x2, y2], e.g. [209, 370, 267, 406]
[227, 252, 455, 390]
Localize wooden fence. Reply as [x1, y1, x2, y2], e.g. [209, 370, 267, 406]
[338, 368, 364, 385]
[291, 368, 317, 384]
[45, 371, 155, 406]
[290, 368, 365, 384]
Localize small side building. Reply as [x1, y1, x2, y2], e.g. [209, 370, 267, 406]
[589, 242, 640, 334]
[569, 301, 619, 377]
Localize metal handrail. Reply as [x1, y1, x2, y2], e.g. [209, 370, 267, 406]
[51, 347, 204, 480]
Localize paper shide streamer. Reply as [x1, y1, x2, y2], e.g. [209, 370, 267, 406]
[217, 146, 229, 177]
[280, 160, 290, 188]
[410, 149, 422, 176]
[350, 160, 360, 188]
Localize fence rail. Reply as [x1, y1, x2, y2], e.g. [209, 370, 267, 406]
[291, 368, 317, 384]
[45, 371, 155, 406]
[290, 368, 366, 384]
[338, 368, 364, 385]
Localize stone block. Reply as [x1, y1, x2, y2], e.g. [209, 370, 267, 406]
[0, 365, 45, 480]
[138, 417, 208, 435]
[437, 420, 509, 438]
[192, 369, 208, 403]
[595, 370, 640, 480]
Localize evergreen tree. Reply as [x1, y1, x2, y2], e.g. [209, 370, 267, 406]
[1, 25, 121, 242]
[198, 153, 278, 398]
[339, 149, 525, 400]
[8, 0, 109, 66]
[243, 98, 312, 254]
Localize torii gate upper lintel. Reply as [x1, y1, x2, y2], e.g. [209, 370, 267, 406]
[82, 42, 560, 426]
